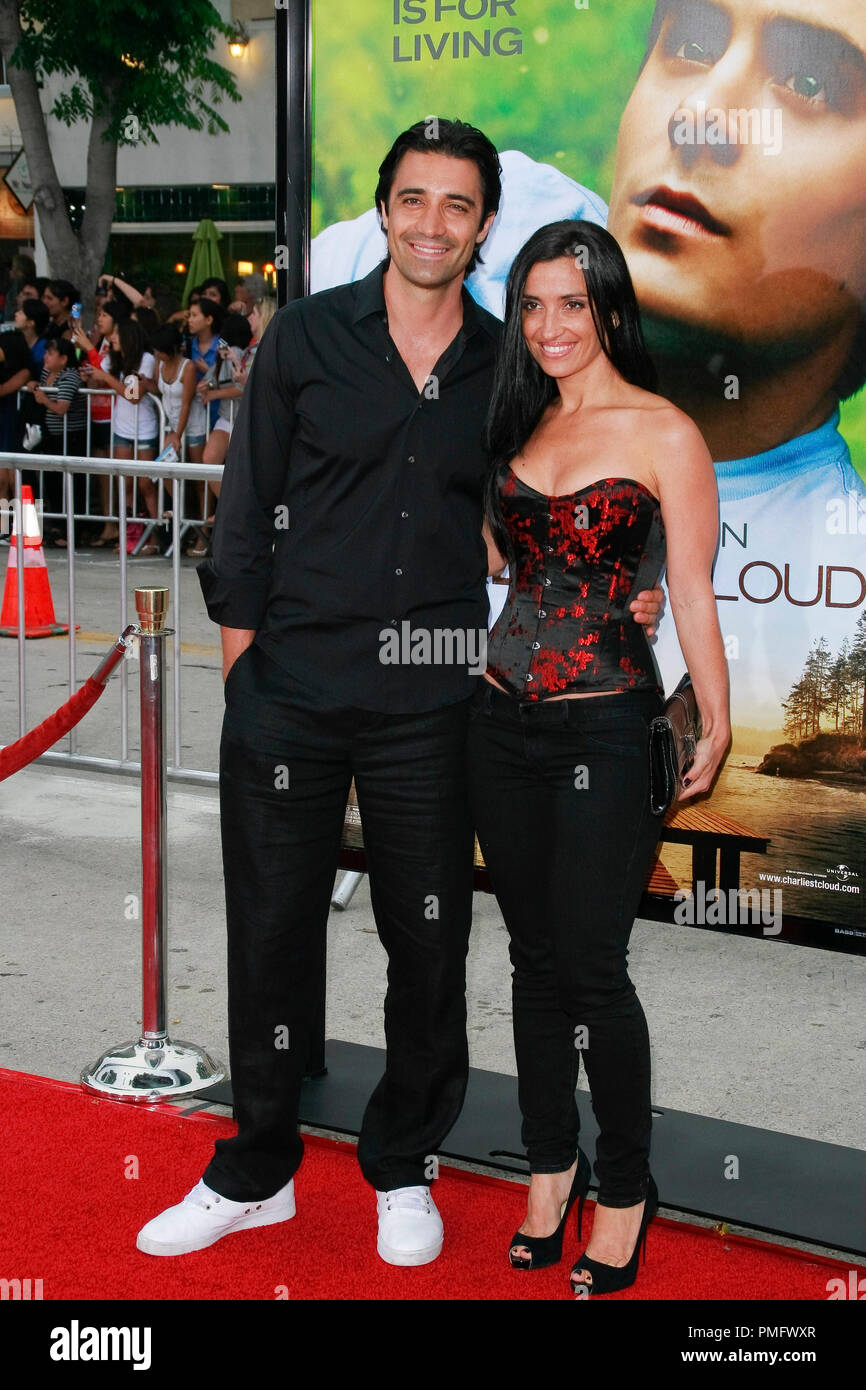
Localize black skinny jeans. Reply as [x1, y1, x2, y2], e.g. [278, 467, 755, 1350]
[203, 643, 476, 1200]
[466, 680, 665, 1207]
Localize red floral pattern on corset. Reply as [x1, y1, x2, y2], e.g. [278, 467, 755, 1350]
[487, 472, 666, 702]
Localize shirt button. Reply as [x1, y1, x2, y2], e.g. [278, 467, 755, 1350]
[543, 578, 552, 587]
[532, 641, 540, 650]
[538, 609, 547, 618]
[395, 568, 403, 576]
[401, 511, 409, 518]
[546, 546, 554, 554]
[524, 673, 534, 682]
[408, 456, 415, 463]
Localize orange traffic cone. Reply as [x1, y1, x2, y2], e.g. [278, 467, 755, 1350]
[0, 486, 70, 637]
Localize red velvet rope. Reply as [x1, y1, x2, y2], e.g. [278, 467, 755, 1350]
[0, 677, 107, 782]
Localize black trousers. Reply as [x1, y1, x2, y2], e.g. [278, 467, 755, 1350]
[466, 680, 665, 1207]
[203, 644, 476, 1199]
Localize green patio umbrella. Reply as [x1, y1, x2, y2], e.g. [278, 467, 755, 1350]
[182, 219, 226, 306]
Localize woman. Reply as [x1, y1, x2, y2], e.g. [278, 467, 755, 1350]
[468, 221, 730, 1296]
[187, 301, 274, 556]
[186, 296, 225, 433]
[72, 297, 131, 546]
[151, 322, 206, 463]
[25, 337, 87, 547]
[85, 316, 160, 553]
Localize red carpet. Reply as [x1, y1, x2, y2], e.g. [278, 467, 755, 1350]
[0, 1069, 857, 1301]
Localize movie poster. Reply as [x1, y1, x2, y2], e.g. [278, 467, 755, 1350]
[309, 0, 866, 942]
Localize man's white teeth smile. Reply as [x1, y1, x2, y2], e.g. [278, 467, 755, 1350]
[411, 243, 448, 256]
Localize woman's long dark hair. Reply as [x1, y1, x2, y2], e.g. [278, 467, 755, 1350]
[110, 317, 148, 379]
[483, 220, 658, 564]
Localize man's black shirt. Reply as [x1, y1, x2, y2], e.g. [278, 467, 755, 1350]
[198, 261, 501, 712]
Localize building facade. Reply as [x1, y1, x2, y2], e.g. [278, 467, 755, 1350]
[0, 0, 277, 295]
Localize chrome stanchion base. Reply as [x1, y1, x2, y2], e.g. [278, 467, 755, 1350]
[81, 1036, 226, 1102]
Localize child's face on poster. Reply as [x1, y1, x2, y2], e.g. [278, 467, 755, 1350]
[607, 0, 866, 361]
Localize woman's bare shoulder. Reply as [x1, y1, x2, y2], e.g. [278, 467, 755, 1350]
[624, 389, 710, 458]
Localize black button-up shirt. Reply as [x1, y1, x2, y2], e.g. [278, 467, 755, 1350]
[198, 261, 500, 712]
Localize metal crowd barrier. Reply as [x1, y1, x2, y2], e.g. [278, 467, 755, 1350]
[14, 382, 236, 558]
[2, 451, 225, 787]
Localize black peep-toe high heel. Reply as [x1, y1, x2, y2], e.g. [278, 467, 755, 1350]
[508, 1149, 592, 1271]
[570, 1174, 659, 1296]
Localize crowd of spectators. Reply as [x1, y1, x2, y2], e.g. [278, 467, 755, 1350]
[0, 255, 276, 557]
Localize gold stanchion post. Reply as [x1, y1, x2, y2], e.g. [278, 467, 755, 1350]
[82, 588, 225, 1100]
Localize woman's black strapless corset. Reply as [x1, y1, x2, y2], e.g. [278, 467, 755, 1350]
[486, 470, 666, 701]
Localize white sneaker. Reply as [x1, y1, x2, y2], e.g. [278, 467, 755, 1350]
[376, 1185, 443, 1266]
[136, 1177, 296, 1257]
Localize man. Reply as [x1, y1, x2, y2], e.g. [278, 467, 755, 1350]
[41, 279, 79, 337]
[604, 0, 866, 751]
[137, 119, 663, 1267]
[230, 271, 267, 315]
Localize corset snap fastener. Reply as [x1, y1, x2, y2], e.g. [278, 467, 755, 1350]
[538, 609, 546, 618]
[532, 641, 540, 650]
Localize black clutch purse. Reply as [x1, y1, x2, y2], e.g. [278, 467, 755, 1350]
[648, 674, 702, 815]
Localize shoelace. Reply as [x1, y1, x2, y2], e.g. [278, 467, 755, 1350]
[382, 1187, 432, 1214]
[186, 1183, 223, 1210]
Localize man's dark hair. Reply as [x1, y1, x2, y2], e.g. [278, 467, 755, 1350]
[374, 118, 502, 276]
[46, 336, 78, 366]
[20, 298, 50, 335]
[45, 278, 79, 310]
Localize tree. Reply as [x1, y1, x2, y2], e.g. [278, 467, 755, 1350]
[0, 0, 240, 320]
[850, 611, 866, 741]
